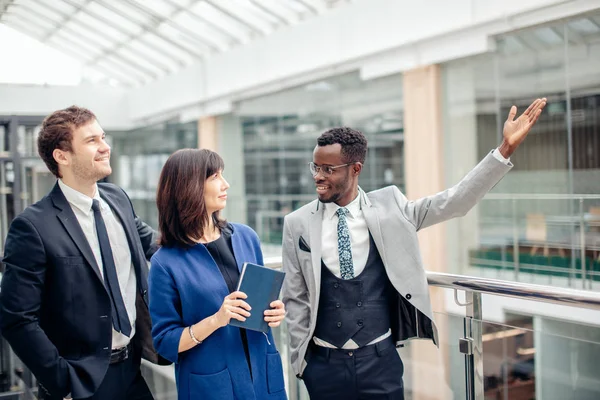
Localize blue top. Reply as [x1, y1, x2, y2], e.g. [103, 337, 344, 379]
[149, 223, 287, 400]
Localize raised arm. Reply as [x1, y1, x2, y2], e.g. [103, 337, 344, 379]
[395, 98, 546, 231]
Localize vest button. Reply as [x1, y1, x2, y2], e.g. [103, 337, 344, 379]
[357, 320, 363, 327]
[336, 303, 341, 308]
[357, 301, 362, 307]
[337, 322, 342, 328]
[334, 283, 339, 289]
[406, 293, 412, 300]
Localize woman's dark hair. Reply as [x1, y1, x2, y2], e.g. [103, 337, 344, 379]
[157, 148, 227, 247]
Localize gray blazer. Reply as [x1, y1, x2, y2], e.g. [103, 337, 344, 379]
[281, 151, 512, 376]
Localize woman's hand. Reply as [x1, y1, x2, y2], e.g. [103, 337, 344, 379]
[264, 300, 286, 328]
[213, 291, 251, 328]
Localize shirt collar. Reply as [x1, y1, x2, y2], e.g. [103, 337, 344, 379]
[58, 179, 101, 216]
[324, 193, 361, 221]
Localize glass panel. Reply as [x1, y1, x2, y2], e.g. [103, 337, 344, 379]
[156, 24, 212, 54]
[142, 0, 176, 17]
[51, 31, 103, 59]
[259, 0, 301, 24]
[440, 12, 600, 291]
[100, 55, 155, 82]
[3, 19, 48, 39]
[7, 8, 56, 31]
[70, 12, 128, 42]
[39, 0, 77, 14]
[140, 32, 198, 63]
[99, 1, 153, 26]
[109, 121, 198, 229]
[201, 1, 270, 35]
[87, 2, 141, 34]
[171, 13, 230, 49]
[192, 2, 254, 41]
[64, 21, 116, 50]
[115, 47, 167, 76]
[128, 39, 182, 71]
[414, 311, 468, 399]
[478, 316, 600, 399]
[217, 0, 279, 30]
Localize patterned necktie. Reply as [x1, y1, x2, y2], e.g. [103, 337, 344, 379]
[92, 199, 132, 336]
[336, 207, 354, 279]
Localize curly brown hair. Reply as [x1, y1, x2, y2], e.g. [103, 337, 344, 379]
[37, 106, 96, 178]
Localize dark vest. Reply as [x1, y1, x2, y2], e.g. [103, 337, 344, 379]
[314, 234, 396, 348]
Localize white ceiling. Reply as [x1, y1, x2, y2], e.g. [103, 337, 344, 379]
[0, 0, 352, 87]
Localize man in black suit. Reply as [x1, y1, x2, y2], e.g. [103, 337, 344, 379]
[0, 106, 163, 399]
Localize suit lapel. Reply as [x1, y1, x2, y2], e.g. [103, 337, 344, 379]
[309, 202, 323, 292]
[360, 188, 388, 267]
[50, 183, 104, 283]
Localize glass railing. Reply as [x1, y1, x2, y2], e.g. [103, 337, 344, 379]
[2, 259, 600, 399]
[471, 194, 600, 290]
[476, 318, 600, 399]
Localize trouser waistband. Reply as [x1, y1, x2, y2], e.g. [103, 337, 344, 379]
[309, 335, 395, 360]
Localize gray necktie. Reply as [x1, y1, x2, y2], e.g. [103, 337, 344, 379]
[336, 207, 354, 279]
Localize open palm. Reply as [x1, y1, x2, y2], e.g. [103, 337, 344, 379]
[503, 98, 547, 149]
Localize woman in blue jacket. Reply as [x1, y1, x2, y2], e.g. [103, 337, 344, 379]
[149, 148, 287, 400]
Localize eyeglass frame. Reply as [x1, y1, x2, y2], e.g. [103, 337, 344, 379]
[308, 161, 358, 177]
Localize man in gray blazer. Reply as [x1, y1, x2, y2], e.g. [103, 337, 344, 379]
[281, 98, 546, 399]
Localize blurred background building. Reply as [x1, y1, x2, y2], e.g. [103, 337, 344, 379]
[1, 0, 600, 399]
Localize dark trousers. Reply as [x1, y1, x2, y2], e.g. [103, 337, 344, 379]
[39, 344, 153, 400]
[302, 337, 404, 400]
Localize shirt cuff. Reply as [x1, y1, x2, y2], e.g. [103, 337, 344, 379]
[492, 148, 511, 165]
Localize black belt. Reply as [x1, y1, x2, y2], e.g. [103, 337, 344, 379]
[110, 342, 133, 364]
[310, 335, 395, 360]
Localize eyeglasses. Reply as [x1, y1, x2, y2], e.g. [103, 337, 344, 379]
[308, 162, 355, 177]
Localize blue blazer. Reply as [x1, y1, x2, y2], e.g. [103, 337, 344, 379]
[149, 223, 287, 400]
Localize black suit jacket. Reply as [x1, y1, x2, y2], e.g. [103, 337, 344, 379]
[0, 182, 164, 399]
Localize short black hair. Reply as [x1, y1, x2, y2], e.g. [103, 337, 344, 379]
[317, 127, 367, 164]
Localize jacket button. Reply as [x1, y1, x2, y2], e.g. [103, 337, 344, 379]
[357, 302, 362, 307]
[334, 283, 339, 289]
[337, 322, 342, 328]
[357, 320, 363, 327]
[143, 289, 148, 295]
[406, 293, 412, 300]
[335, 303, 341, 308]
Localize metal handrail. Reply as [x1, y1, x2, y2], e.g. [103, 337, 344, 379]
[427, 271, 600, 311]
[264, 257, 600, 310]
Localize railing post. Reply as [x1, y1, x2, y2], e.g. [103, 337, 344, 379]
[511, 199, 519, 281]
[460, 291, 483, 400]
[579, 198, 587, 289]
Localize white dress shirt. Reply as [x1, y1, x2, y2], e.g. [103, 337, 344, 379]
[58, 180, 136, 349]
[313, 149, 510, 349]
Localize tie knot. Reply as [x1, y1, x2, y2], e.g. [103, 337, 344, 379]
[91, 199, 101, 212]
[336, 207, 349, 218]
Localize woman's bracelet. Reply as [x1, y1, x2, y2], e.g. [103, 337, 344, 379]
[189, 325, 203, 345]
